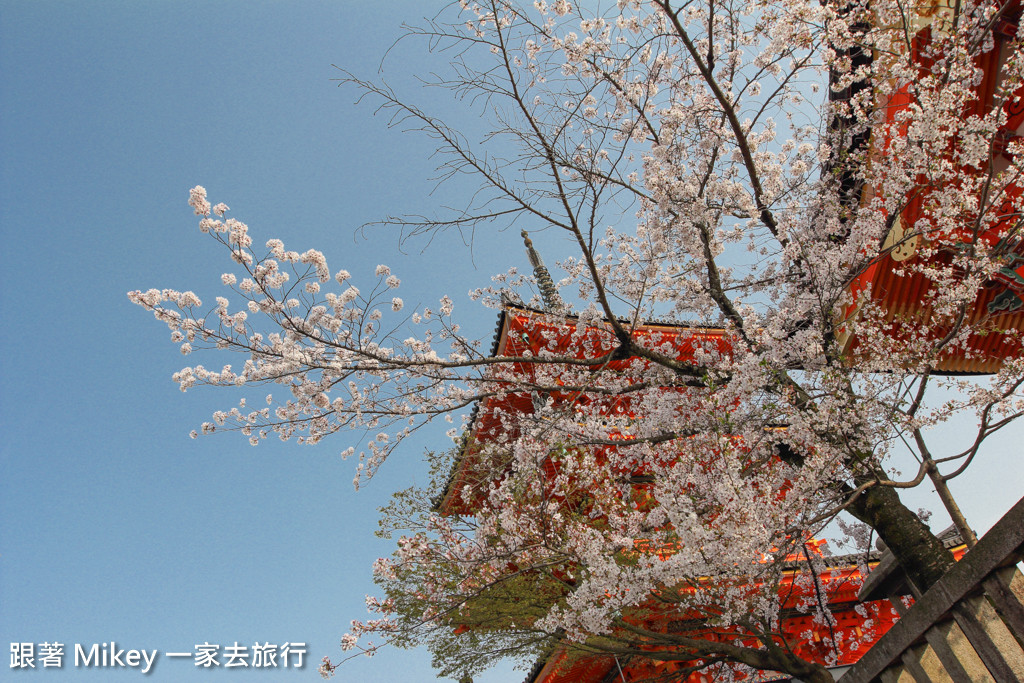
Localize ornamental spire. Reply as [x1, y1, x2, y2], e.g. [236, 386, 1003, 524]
[522, 229, 564, 313]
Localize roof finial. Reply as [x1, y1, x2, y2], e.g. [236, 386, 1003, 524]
[522, 230, 564, 312]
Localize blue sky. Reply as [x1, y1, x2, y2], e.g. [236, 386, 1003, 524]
[0, 2, 522, 681]
[1, 2, 1021, 683]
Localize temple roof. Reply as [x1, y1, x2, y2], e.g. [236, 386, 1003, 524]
[518, 536, 967, 683]
[433, 301, 730, 513]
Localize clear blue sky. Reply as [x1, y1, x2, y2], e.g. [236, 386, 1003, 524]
[1, 2, 1020, 682]
[0, 2, 522, 681]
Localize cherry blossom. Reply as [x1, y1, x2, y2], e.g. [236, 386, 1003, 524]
[132, 1, 1024, 681]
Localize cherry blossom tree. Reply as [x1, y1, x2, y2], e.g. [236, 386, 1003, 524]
[130, 1, 1024, 681]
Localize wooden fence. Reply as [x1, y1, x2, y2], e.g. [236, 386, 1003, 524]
[838, 495, 1024, 683]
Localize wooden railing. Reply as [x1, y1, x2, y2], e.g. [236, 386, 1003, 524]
[839, 496, 1024, 683]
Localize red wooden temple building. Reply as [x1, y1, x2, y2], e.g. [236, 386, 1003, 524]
[437, 299, 965, 682]
[840, 0, 1024, 373]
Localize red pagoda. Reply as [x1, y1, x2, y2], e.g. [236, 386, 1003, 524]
[432, 234, 954, 682]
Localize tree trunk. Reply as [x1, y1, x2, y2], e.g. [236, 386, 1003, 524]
[847, 480, 955, 591]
